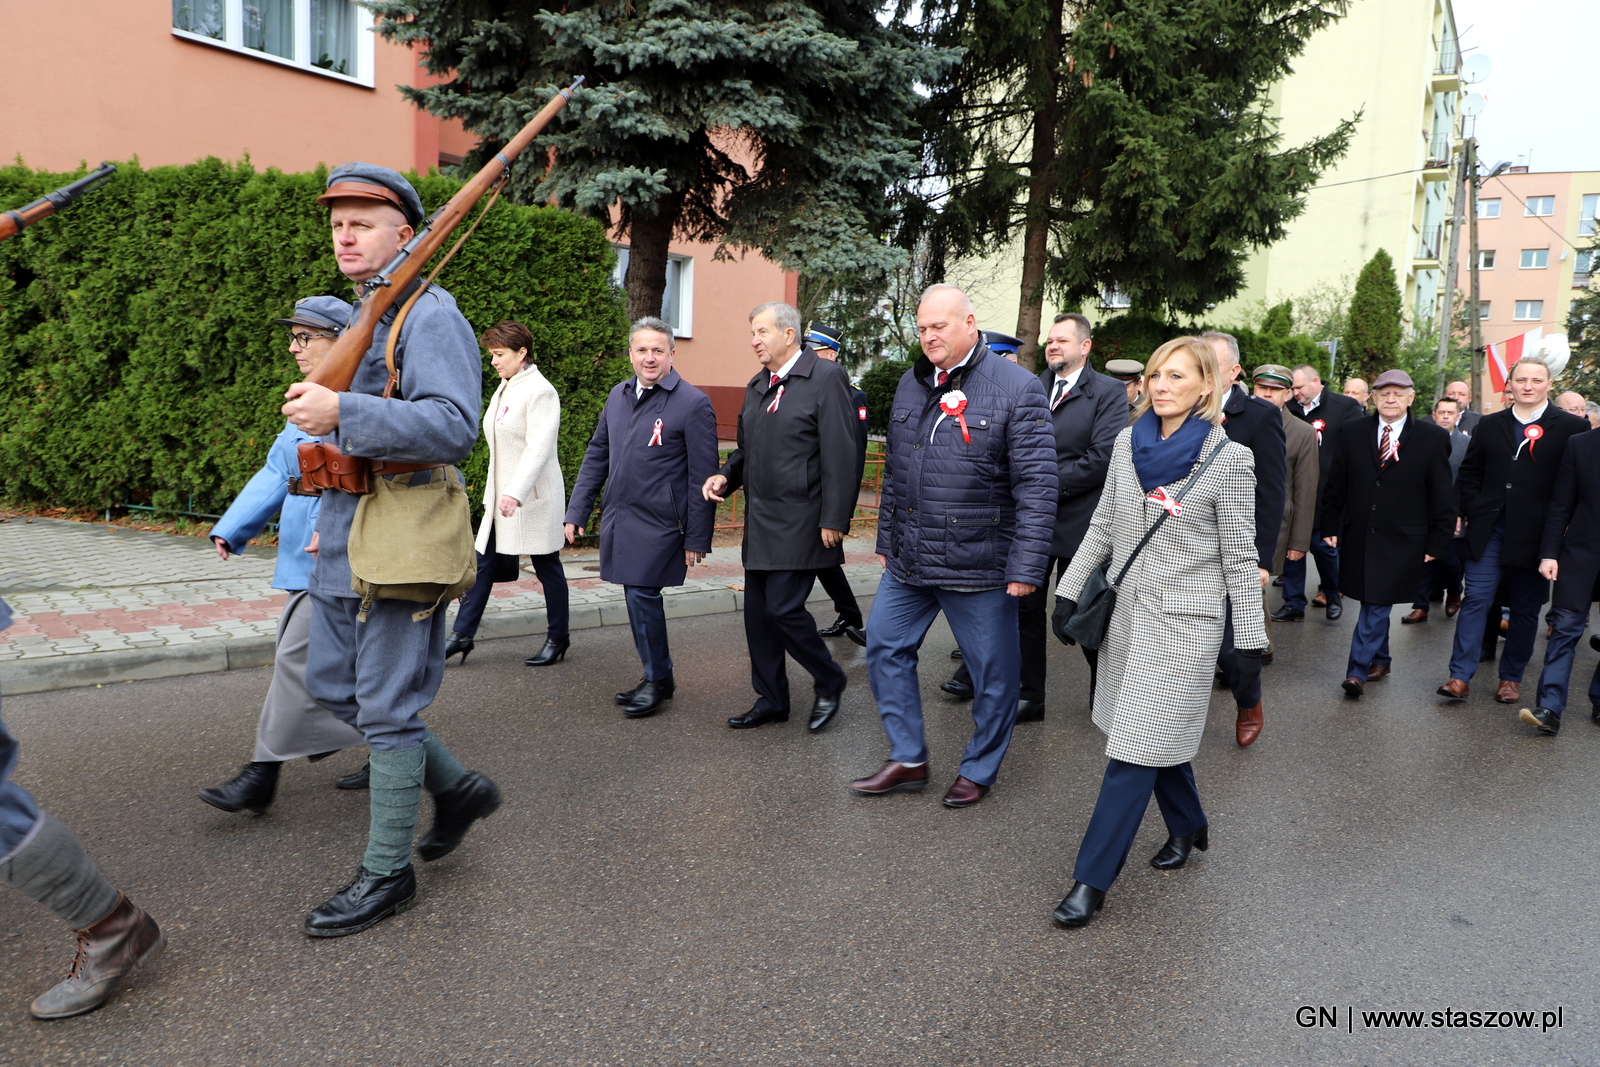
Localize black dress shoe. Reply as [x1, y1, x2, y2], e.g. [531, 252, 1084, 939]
[940, 675, 975, 700]
[336, 764, 370, 790]
[1052, 881, 1106, 927]
[808, 689, 844, 732]
[728, 705, 790, 729]
[1591, 635, 1600, 655]
[1015, 699, 1045, 722]
[818, 615, 864, 638]
[524, 636, 569, 666]
[950, 646, 964, 660]
[616, 674, 675, 704]
[1150, 824, 1210, 870]
[1325, 598, 1343, 620]
[302, 864, 417, 938]
[444, 632, 474, 664]
[418, 771, 502, 861]
[1519, 707, 1561, 736]
[620, 677, 674, 718]
[199, 761, 281, 814]
[1270, 605, 1304, 621]
[840, 622, 867, 647]
[1271, 575, 1284, 587]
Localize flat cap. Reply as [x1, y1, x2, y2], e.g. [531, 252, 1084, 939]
[805, 324, 842, 351]
[982, 330, 1023, 355]
[318, 162, 424, 227]
[1371, 369, 1416, 390]
[1104, 358, 1145, 381]
[273, 295, 353, 332]
[1252, 364, 1294, 388]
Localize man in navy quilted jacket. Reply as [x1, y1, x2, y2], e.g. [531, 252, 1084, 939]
[850, 285, 1057, 808]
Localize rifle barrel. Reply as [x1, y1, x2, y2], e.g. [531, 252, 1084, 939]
[0, 162, 117, 242]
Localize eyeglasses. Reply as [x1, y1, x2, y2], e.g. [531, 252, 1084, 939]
[289, 331, 338, 347]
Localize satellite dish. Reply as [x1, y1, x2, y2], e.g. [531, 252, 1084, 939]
[1534, 334, 1571, 379]
[1461, 93, 1486, 117]
[1462, 54, 1491, 84]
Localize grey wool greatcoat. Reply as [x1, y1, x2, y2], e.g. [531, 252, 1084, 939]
[718, 349, 859, 571]
[1057, 424, 1265, 767]
[1275, 408, 1320, 574]
[564, 369, 719, 588]
[1320, 414, 1455, 605]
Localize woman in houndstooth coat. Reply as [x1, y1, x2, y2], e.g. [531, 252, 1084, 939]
[1050, 336, 1266, 928]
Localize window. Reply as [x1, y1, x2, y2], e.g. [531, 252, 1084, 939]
[1477, 250, 1495, 270]
[611, 247, 695, 337]
[1582, 194, 1599, 237]
[1099, 286, 1132, 310]
[172, 0, 370, 84]
[1578, 250, 1595, 274]
[1525, 196, 1555, 217]
[1478, 199, 1501, 219]
[1513, 300, 1544, 321]
[1520, 249, 1549, 269]
[1478, 301, 1491, 320]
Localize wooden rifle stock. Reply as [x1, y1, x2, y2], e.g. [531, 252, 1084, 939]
[0, 163, 117, 242]
[306, 77, 583, 393]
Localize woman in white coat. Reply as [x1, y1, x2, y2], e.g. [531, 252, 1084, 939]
[446, 321, 571, 666]
[1049, 336, 1266, 927]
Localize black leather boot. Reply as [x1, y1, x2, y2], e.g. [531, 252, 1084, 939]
[616, 675, 674, 716]
[417, 772, 503, 862]
[302, 865, 417, 938]
[336, 763, 370, 790]
[524, 636, 570, 666]
[1150, 824, 1210, 870]
[444, 632, 475, 664]
[1052, 882, 1106, 927]
[198, 761, 281, 814]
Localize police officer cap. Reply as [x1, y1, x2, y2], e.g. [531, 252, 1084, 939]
[317, 162, 425, 227]
[806, 324, 842, 351]
[1252, 364, 1294, 389]
[982, 330, 1023, 356]
[1104, 358, 1145, 381]
[273, 295, 353, 333]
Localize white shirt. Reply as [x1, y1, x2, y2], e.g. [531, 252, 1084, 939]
[1300, 390, 1323, 414]
[1050, 364, 1086, 405]
[1512, 401, 1549, 425]
[768, 349, 804, 384]
[933, 344, 976, 383]
[1376, 413, 1406, 447]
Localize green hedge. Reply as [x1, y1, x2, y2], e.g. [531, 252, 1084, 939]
[0, 159, 629, 517]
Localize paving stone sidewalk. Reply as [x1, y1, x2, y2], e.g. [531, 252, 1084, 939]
[0, 516, 884, 695]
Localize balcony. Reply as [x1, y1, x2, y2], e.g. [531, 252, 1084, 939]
[1413, 225, 1443, 265]
[1432, 44, 1461, 92]
[1423, 135, 1452, 180]
[1575, 273, 1594, 291]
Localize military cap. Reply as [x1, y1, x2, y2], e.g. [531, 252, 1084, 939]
[982, 330, 1023, 356]
[1371, 369, 1416, 390]
[317, 162, 425, 227]
[1251, 364, 1294, 388]
[806, 324, 842, 352]
[273, 295, 353, 333]
[1104, 358, 1145, 382]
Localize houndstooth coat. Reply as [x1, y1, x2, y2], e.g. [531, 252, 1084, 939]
[1057, 423, 1265, 767]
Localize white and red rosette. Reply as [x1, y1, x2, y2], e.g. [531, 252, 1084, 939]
[1524, 423, 1543, 457]
[939, 389, 971, 443]
[1312, 417, 1326, 445]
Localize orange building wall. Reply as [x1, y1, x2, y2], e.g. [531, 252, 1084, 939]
[671, 238, 790, 436]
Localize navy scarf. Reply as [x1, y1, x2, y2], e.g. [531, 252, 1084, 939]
[1129, 408, 1212, 492]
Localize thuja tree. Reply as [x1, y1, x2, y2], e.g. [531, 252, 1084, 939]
[1343, 249, 1403, 385]
[373, 0, 954, 321]
[911, 0, 1356, 366]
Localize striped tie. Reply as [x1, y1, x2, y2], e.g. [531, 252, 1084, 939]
[1380, 424, 1398, 466]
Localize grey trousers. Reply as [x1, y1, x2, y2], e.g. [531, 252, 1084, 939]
[304, 593, 448, 752]
[253, 591, 365, 762]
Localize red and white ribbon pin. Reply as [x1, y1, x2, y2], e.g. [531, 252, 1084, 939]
[1515, 423, 1542, 461]
[1147, 486, 1183, 517]
[648, 418, 663, 447]
[766, 384, 785, 414]
[1312, 418, 1326, 445]
[937, 389, 971, 443]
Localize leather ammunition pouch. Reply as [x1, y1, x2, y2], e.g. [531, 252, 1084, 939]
[296, 441, 443, 495]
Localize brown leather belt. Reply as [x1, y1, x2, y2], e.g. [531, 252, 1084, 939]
[286, 476, 321, 497]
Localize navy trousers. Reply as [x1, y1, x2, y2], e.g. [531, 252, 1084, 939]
[624, 585, 672, 682]
[453, 528, 569, 642]
[1073, 758, 1206, 892]
[1536, 606, 1600, 716]
[305, 594, 448, 752]
[1414, 540, 1464, 609]
[815, 565, 863, 626]
[0, 706, 42, 858]
[743, 569, 845, 713]
[1346, 602, 1394, 681]
[1282, 528, 1339, 610]
[1448, 522, 1548, 683]
[953, 558, 1094, 704]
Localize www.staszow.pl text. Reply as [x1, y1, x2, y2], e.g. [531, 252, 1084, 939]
[1297, 1005, 1564, 1032]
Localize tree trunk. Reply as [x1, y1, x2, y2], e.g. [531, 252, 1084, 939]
[623, 189, 685, 323]
[1013, 0, 1065, 372]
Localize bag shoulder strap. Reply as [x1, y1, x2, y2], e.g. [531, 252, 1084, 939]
[1110, 436, 1229, 587]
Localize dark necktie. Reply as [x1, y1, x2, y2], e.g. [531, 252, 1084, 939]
[1380, 424, 1397, 467]
[936, 370, 949, 387]
[1052, 378, 1069, 409]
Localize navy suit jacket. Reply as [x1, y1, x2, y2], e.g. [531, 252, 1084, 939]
[1222, 385, 1288, 570]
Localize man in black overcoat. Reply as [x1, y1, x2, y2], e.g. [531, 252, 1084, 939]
[1284, 363, 1366, 619]
[1203, 332, 1287, 744]
[807, 323, 870, 647]
[704, 302, 859, 732]
[1526, 427, 1600, 734]
[1404, 396, 1471, 622]
[1439, 357, 1591, 704]
[1321, 371, 1455, 697]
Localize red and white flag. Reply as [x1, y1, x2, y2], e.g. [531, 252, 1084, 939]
[1487, 327, 1543, 394]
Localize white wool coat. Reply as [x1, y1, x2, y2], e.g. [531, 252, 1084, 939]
[474, 364, 565, 556]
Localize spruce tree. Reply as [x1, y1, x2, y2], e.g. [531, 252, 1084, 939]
[1563, 282, 1600, 399]
[370, 0, 953, 321]
[1344, 249, 1403, 385]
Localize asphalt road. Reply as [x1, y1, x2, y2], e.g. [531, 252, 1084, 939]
[1, 597, 1596, 1065]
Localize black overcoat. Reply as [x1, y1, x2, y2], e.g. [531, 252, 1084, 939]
[563, 370, 719, 588]
[1037, 364, 1125, 559]
[1541, 430, 1600, 611]
[719, 349, 859, 571]
[1322, 415, 1455, 605]
[1221, 384, 1288, 569]
[1289, 389, 1363, 530]
[1456, 406, 1591, 567]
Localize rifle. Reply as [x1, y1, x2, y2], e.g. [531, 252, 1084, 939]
[0, 163, 117, 242]
[305, 77, 583, 394]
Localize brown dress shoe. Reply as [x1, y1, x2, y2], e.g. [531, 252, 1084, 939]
[1311, 593, 1328, 608]
[849, 762, 928, 795]
[1367, 663, 1391, 681]
[942, 775, 988, 808]
[30, 893, 165, 1020]
[1445, 593, 1462, 617]
[1341, 676, 1365, 698]
[1436, 679, 1469, 701]
[1401, 608, 1428, 624]
[1235, 702, 1263, 747]
[1495, 679, 1521, 704]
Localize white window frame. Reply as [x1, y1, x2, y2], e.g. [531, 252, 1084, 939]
[172, 0, 375, 88]
[611, 246, 695, 339]
[1519, 249, 1549, 270]
[1478, 198, 1501, 219]
[1525, 196, 1555, 218]
[1477, 250, 1495, 270]
[1099, 285, 1132, 310]
[1513, 300, 1544, 321]
[1577, 250, 1595, 275]
[1581, 194, 1598, 237]
[1478, 301, 1491, 320]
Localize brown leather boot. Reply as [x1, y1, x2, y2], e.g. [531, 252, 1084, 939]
[30, 893, 165, 1020]
[1236, 702, 1264, 747]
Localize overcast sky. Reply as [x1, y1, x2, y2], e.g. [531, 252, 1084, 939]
[1452, 0, 1597, 173]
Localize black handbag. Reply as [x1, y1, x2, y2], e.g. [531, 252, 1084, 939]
[491, 552, 523, 583]
[1063, 439, 1228, 651]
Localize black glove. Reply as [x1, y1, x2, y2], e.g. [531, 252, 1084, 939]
[1051, 598, 1079, 646]
[1233, 648, 1263, 697]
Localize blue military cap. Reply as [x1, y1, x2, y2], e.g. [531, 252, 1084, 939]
[805, 324, 842, 352]
[983, 330, 1023, 356]
[317, 162, 424, 227]
[274, 295, 353, 332]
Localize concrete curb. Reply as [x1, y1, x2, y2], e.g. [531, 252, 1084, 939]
[0, 574, 882, 696]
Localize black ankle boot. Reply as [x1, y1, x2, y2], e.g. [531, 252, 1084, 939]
[1150, 824, 1210, 870]
[524, 636, 570, 666]
[1052, 882, 1106, 927]
[199, 761, 281, 814]
[302, 865, 417, 938]
[417, 772, 503, 862]
[444, 632, 475, 664]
